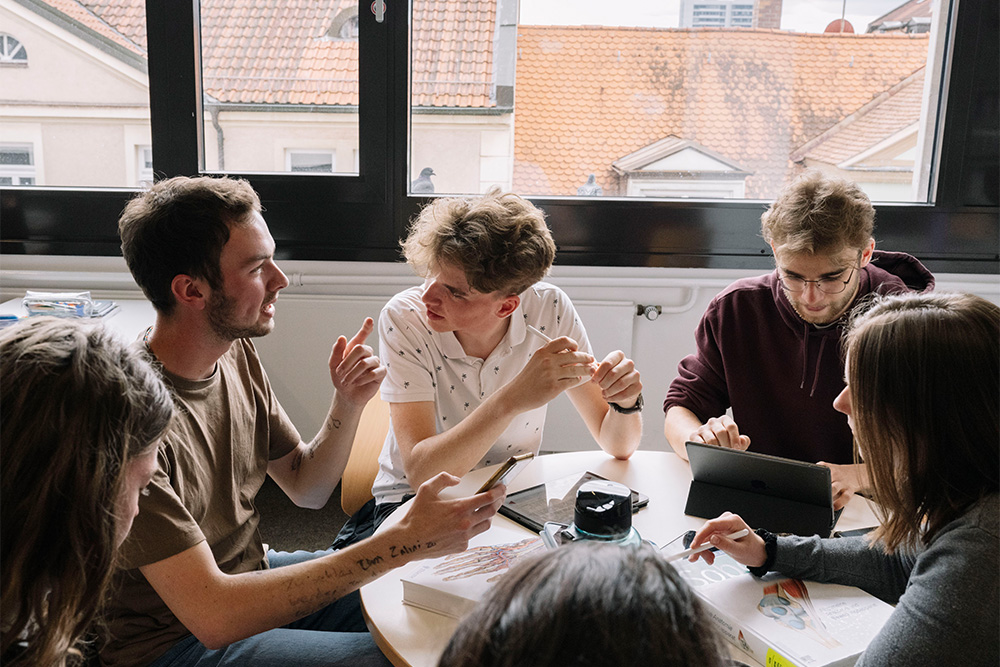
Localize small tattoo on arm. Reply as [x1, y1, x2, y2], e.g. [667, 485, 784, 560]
[357, 555, 384, 571]
[389, 543, 422, 558]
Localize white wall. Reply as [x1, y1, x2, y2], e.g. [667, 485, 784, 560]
[2, 255, 997, 453]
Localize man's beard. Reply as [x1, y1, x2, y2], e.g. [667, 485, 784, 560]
[786, 284, 858, 326]
[206, 289, 275, 341]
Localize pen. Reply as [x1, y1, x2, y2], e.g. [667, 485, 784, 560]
[527, 324, 599, 377]
[663, 528, 750, 563]
[526, 324, 552, 343]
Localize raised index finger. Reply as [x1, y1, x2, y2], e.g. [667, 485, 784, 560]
[346, 317, 375, 352]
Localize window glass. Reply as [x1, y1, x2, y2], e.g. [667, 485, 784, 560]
[138, 145, 154, 185]
[199, 1, 360, 175]
[0, 3, 151, 187]
[0, 144, 35, 185]
[288, 150, 336, 173]
[410, 0, 949, 203]
[0, 33, 28, 64]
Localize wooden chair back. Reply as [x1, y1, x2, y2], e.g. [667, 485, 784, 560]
[340, 395, 391, 515]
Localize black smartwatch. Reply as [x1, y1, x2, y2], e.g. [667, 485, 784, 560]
[609, 392, 643, 414]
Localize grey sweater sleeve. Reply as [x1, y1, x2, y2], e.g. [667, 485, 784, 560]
[772, 534, 914, 603]
[772, 497, 999, 667]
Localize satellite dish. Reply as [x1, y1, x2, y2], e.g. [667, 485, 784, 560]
[824, 19, 855, 33]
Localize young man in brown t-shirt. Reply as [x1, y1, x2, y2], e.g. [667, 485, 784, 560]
[102, 176, 504, 667]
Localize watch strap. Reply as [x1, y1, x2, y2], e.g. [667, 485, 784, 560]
[609, 392, 643, 414]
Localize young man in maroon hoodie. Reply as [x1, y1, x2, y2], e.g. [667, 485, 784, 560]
[663, 171, 934, 509]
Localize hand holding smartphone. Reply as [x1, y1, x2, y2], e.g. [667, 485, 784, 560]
[476, 452, 535, 493]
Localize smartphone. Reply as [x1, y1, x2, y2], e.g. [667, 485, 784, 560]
[476, 452, 535, 493]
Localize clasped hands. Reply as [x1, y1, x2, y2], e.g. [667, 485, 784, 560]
[515, 336, 642, 410]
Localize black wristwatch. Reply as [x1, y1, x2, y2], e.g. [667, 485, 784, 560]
[747, 528, 777, 578]
[609, 392, 643, 414]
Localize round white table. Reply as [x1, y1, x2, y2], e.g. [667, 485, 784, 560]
[359, 450, 880, 667]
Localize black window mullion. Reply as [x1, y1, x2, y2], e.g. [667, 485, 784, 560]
[933, 0, 998, 210]
[145, 0, 201, 178]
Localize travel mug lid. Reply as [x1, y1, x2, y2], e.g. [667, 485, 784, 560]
[573, 480, 632, 539]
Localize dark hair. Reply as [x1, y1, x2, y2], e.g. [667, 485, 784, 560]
[438, 542, 728, 667]
[119, 175, 261, 314]
[1, 317, 174, 666]
[402, 188, 556, 297]
[845, 292, 999, 552]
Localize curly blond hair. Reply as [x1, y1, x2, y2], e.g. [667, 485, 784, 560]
[402, 188, 556, 296]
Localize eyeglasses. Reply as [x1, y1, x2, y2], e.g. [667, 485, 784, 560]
[778, 266, 857, 294]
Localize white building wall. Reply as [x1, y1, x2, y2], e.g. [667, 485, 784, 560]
[3, 255, 996, 453]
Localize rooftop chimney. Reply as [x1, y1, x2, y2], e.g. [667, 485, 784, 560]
[754, 0, 783, 29]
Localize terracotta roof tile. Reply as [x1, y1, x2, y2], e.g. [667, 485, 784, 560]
[792, 68, 925, 165]
[513, 26, 928, 198]
[56, 0, 497, 108]
[42, 0, 145, 56]
[37, 2, 931, 196]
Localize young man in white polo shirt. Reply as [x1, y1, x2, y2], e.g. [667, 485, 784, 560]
[341, 190, 644, 533]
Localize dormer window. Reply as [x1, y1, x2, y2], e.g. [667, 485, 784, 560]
[328, 8, 360, 40]
[0, 34, 27, 66]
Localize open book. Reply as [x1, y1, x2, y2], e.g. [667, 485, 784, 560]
[400, 523, 543, 619]
[672, 552, 894, 667]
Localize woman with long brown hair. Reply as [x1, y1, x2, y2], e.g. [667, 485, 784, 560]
[1, 317, 174, 666]
[689, 292, 999, 665]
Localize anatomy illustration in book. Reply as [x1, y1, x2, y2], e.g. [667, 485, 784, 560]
[758, 580, 841, 649]
[433, 538, 543, 582]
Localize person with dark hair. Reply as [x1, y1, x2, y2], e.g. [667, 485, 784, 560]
[664, 171, 934, 509]
[103, 176, 504, 667]
[438, 542, 730, 667]
[689, 291, 999, 666]
[1, 317, 174, 667]
[347, 188, 642, 538]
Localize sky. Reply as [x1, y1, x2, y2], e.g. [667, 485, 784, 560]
[519, 0, 918, 34]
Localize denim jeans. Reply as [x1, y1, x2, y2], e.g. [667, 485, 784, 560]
[329, 497, 410, 551]
[146, 549, 391, 667]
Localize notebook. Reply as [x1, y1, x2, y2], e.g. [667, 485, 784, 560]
[684, 441, 838, 537]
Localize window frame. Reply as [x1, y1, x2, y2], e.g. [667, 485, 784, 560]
[0, 143, 35, 185]
[0, 0, 996, 274]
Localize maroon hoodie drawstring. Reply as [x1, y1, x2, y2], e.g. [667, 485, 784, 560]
[810, 336, 827, 397]
[799, 323, 828, 397]
[799, 323, 809, 390]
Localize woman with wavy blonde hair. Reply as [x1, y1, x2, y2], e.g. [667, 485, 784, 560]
[689, 292, 999, 666]
[1, 317, 174, 666]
